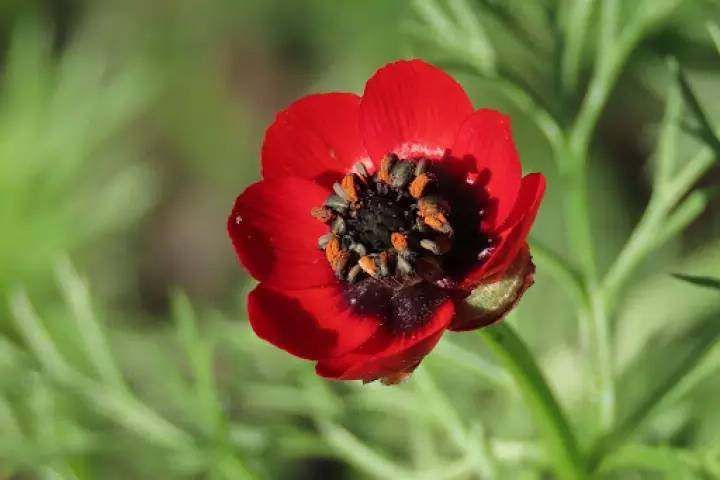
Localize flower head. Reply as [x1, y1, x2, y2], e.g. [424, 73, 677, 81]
[228, 59, 545, 383]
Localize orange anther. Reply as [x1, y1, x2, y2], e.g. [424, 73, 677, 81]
[424, 212, 452, 234]
[391, 232, 408, 251]
[325, 237, 342, 265]
[341, 174, 359, 202]
[409, 173, 430, 198]
[358, 256, 378, 278]
[417, 197, 440, 217]
[311, 206, 334, 222]
[378, 155, 394, 183]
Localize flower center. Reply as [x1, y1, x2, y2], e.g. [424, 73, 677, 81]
[312, 154, 491, 332]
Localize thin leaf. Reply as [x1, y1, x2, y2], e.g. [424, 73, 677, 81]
[598, 444, 700, 476]
[413, 368, 494, 477]
[316, 419, 412, 479]
[671, 273, 720, 291]
[708, 21, 720, 57]
[654, 74, 683, 189]
[670, 58, 720, 156]
[9, 290, 74, 380]
[55, 257, 127, 392]
[172, 290, 223, 435]
[560, 0, 597, 93]
[432, 339, 513, 389]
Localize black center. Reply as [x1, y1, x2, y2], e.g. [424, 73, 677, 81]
[314, 156, 494, 334]
[347, 279, 448, 333]
[346, 190, 415, 251]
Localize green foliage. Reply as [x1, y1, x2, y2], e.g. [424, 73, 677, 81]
[1, 1, 720, 479]
[672, 273, 720, 291]
[0, 16, 157, 305]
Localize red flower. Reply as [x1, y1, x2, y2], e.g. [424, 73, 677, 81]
[228, 59, 545, 383]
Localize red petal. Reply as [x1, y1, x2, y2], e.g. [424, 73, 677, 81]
[315, 300, 455, 382]
[360, 59, 474, 162]
[451, 109, 522, 229]
[227, 177, 336, 290]
[262, 93, 371, 187]
[248, 284, 379, 360]
[460, 173, 546, 290]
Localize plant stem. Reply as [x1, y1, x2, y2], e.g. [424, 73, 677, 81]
[602, 149, 715, 309]
[556, 143, 615, 430]
[560, 0, 597, 95]
[479, 323, 586, 480]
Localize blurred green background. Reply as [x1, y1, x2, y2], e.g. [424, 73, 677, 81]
[1, 0, 720, 479]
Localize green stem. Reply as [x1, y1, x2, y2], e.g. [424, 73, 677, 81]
[479, 323, 586, 480]
[560, 0, 597, 95]
[559, 157, 597, 282]
[589, 290, 614, 429]
[556, 145, 614, 430]
[558, 0, 685, 436]
[602, 149, 715, 309]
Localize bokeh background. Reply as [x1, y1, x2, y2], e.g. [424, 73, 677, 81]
[1, 0, 720, 479]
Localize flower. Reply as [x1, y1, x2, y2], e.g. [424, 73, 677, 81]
[228, 59, 545, 384]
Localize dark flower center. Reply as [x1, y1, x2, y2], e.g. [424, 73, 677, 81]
[312, 154, 492, 332]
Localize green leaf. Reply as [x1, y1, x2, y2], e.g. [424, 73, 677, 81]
[55, 257, 127, 392]
[708, 21, 720, 57]
[672, 273, 720, 291]
[670, 58, 720, 156]
[589, 315, 720, 470]
[598, 444, 700, 477]
[478, 323, 586, 480]
[316, 419, 412, 479]
[172, 290, 223, 435]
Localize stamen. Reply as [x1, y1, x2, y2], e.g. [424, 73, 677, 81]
[331, 216, 346, 235]
[424, 212, 453, 234]
[420, 238, 451, 255]
[414, 158, 428, 176]
[325, 237, 347, 274]
[318, 232, 334, 250]
[378, 251, 390, 277]
[325, 194, 348, 211]
[333, 182, 350, 202]
[358, 255, 379, 278]
[350, 242, 367, 257]
[396, 254, 413, 275]
[417, 196, 446, 217]
[311, 206, 334, 222]
[355, 162, 369, 178]
[341, 174, 359, 202]
[347, 264, 362, 283]
[333, 251, 351, 277]
[417, 196, 453, 235]
[390, 160, 414, 188]
[409, 173, 431, 199]
[378, 155, 396, 183]
[391, 232, 408, 252]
